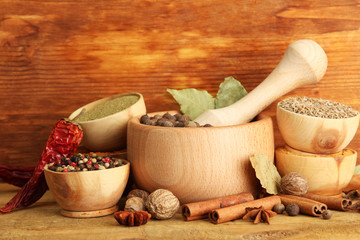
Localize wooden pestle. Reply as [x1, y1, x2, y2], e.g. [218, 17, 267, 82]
[195, 39, 328, 126]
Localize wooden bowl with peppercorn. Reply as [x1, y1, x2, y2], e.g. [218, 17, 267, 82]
[127, 111, 274, 204]
[44, 154, 130, 218]
[68, 92, 146, 152]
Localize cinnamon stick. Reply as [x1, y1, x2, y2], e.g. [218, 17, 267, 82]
[209, 195, 281, 224]
[181, 192, 254, 221]
[302, 193, 351, 211]
[279, 194, 327, 217]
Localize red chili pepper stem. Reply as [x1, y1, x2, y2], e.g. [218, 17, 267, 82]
[65, 108, 87, 127]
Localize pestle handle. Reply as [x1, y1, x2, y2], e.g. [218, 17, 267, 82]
[194, 39, 328, 126]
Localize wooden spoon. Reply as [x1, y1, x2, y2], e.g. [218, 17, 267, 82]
[194, 39, 328, 126]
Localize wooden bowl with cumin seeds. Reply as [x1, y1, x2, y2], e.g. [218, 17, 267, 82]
[277, 97, 360, 154]
[69, 92, 146, 152]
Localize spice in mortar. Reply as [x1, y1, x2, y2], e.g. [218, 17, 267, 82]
[278, 97, 359, 119]
[140, 112, 212, 127]
[79, 95, 139, 122]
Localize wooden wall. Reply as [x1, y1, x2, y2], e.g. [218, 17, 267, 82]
[1, 0, 360, 166]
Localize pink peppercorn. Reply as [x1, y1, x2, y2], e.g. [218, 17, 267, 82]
[70, 162, 77, 167]
[63, 168, 69, 172]
[86, 160, 92, 165]
[103, 157, 111, 163]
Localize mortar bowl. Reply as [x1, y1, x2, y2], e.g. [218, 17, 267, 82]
[127, 111, 274, 204]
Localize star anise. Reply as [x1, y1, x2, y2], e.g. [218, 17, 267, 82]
[242, 206, 277, 224]
[114, 210, 151, 226]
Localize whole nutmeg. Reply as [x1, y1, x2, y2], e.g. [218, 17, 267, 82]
[124, 197, 146, 212]
[285, 203, 300, 216]
[145, 189, 180, 220]
[127, 189, 150, 201]
[281, 172, 308, 196]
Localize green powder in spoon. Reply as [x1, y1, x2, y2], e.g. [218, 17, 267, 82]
[79, 95, 139, 122]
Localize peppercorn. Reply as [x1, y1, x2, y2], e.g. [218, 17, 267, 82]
[273, 203, 285, 214]
[175, 121, 185, 127]
[322, 210, 332, 220]
[285, 203, 300, 216]
[163, 120, 174, 127]
[140, 113, 211, 128]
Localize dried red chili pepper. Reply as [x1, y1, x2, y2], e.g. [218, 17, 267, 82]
[0, 165, 35, 187]
[0, 118, 83, 213]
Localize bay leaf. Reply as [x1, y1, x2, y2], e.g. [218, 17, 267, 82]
[215, 76, 247, 109]
[166, 88, 215, 120]
[250, 154, 281, 195]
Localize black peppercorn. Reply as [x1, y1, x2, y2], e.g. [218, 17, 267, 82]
[273, 203, 285, 214]
[285, 203, 300, 216]
[140, 114, 150, 124]
[163, 120, 174, 127]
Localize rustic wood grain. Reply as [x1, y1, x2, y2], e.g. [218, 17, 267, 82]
[0, 0, 360, 166]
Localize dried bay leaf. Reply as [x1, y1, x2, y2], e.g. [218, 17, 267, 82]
[167, 76, 247, 120]
[166, 88, 215, 120]
[215, 76, 247, 108]
[250, 154, 281, 195]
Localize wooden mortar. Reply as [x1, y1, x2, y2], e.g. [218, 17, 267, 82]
[127, 112, 274, 204]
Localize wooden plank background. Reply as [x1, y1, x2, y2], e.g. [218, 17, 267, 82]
[0, 0, 359, 166]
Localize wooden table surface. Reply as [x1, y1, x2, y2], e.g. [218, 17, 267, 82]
[1, 183, 360, 240]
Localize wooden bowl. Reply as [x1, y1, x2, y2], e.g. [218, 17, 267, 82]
[277, 103, 359, 154]
[127, 112, 274, 204]
[69, 92, 146, 152]
[44, 160, 130, 217]
[276, 146, 356, 195]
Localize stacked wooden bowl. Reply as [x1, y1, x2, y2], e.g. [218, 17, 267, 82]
[275, 99, 360, 195]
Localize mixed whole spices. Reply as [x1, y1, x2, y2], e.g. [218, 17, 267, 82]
[2, 78, 360, 230]
[0, 117, 83, 213]
[114, 188, 180, 226]
[47, 153, 124, 172]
